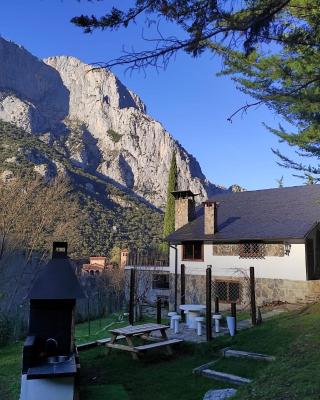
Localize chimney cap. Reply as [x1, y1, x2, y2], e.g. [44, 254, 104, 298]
[202, 201, 219, 206]
[171, 190, 199, 199]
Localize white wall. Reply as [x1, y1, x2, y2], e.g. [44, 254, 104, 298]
[169, 243, 307, 281]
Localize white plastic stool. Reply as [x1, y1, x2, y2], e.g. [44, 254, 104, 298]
[212, 313, 222, 333]
[184, 310, 189, 326]
[168, 311, 178, 329]
[172, 315, 181, 334]
[195, 316, 204, 336]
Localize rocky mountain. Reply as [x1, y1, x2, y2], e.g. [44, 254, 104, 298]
[0, 37, 230, 209]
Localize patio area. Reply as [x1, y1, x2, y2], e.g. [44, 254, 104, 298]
[155, 306, 289, 343]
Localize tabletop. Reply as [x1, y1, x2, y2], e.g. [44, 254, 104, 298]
[109, 323, 169, 336]
[179, 304, 206, 312]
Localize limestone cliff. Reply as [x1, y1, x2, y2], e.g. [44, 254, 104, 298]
[0, 37, 228, 208]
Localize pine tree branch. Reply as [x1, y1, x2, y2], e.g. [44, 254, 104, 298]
[72, 0, 291, 71]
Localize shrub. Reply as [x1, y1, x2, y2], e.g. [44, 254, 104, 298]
[0, 313, 13, 346]
[107, 129, 122, 143]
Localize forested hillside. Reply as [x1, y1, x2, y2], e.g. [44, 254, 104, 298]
[0, 120, 163, 257]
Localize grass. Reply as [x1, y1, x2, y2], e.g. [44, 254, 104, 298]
[75, 314, 167, 345]
[79, 342, 233, 400]
[211, 358, 270, 379]
[0, 342, 22, 400]
[80, 384, 130, 400]
[75, 314, 130, 345]
[2, 305, 320, 399]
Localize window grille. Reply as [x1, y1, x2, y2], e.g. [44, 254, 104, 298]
[239, 243, 265, 259]
[212, 280, 242, 303]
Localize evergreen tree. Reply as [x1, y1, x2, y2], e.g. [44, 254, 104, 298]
[72, 1, 290, 70]
[162, 153, 177, 242]
[217, 1, 320, 179]
[305, 174, 315, 185]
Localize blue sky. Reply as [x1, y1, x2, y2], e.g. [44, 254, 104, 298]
[0, 0, 306, 190]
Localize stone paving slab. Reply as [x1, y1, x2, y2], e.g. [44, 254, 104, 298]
[201, 369, 252, 385]
[223, 348, 275, 362]
[203, 388, 237, 400]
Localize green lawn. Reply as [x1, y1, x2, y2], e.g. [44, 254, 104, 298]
[75, 313, 132, 345]
[2, 305, 320, 399]
[0, 342, 22, 400]
[79, 342, 234, 400]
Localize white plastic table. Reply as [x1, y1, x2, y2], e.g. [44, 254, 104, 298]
[179, 304, 206, 329]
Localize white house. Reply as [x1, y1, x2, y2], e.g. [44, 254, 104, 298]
[166, 186, 320, 307]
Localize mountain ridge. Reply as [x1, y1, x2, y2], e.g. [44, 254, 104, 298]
[0, 37, 238, 209]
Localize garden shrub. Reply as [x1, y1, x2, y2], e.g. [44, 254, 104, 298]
[0, 313, 13, 346]
[107, 129, 122, 143]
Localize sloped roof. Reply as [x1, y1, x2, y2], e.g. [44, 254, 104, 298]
[29, 257, 86, 300]
[166, 185, 320, 243]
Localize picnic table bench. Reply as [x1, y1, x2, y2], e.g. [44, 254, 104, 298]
[104, 323, 183, 359]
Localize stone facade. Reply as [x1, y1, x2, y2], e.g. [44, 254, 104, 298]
[168, 272, 320, 310]
[212, 244, 239, 256]
[175, 197, 196, 230]
[255, 277, 320, 304]
[204, 201, 217, 235]
[212, 243, 284, 257]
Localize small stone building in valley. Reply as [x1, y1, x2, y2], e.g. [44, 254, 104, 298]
[166, 186, 320, 307]
[82, 256, 108, 275]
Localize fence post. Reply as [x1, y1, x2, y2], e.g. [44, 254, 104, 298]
[174, 245, 178, 312]
[156, 298, 162, 324]
[129, 267, 135, 325]
[231, 302, 237, 334]
[181, 264, 186, 322]
[87, 297, 91, 336]
[214, 296, 219, 314]
[250, 267, 257, 326]
[206, 265, 212, 341]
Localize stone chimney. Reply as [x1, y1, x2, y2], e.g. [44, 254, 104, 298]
[203, 201, 218, 235]
[172, 190, 196, 230]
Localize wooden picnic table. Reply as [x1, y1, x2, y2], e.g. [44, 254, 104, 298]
[105, 323, 182, 360]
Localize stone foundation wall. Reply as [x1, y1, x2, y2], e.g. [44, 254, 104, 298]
[255, 278, 320, 305]
[169, 273, 320, 310]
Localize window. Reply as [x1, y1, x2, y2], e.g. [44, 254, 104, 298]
[239, 242, 265, 259]
[214, 281, 241, 303]
[182, 241, 203, 261]
[152, 274, 169, 289]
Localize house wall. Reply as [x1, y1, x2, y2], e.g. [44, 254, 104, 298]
[168, 243, 320, 307]
[169, 243, 307, 281]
